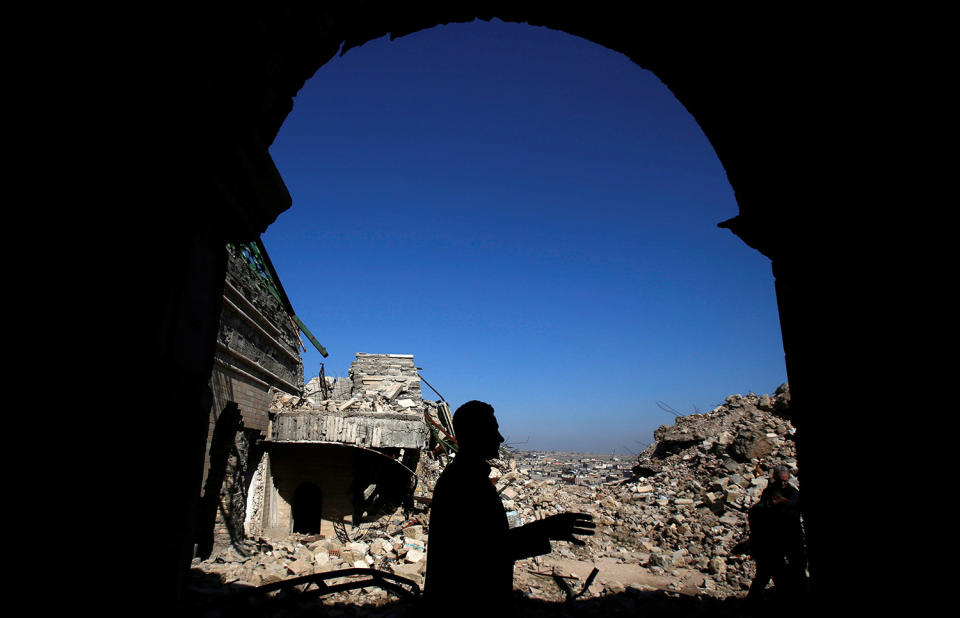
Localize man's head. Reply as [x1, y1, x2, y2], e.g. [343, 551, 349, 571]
[453, 400, 504, 460]
[771, 465, 791, 488]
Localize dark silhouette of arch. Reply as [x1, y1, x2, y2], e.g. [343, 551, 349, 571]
[292, 482, 324, 534]
[110, 4, 892, 613]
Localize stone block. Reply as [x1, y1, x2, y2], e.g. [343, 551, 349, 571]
[708, 557, 727, 575]
[402, 525, 424, 540]
[390, 563, 424, 585]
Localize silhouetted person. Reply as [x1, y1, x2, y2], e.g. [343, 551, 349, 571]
[424, 400, 595, 615]
[747, 466, 806, 611]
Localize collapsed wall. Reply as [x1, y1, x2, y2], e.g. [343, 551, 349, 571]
[272, 354, 428, 448]
[249, 353, 440, 542]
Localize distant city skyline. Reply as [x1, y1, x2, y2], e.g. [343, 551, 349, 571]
[264, 19, 786, 453]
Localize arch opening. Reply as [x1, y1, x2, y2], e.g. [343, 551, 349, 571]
[123, 5, 865, 608]
[264, 19, 787, 454]
[292, 482, 324, 534]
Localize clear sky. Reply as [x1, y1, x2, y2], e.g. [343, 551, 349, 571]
[263, 19, 787, 454]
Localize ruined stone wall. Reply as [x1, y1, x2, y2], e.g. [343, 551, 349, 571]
[202, 377, 275, 554]
[216, 246, 303, 393]
[245, 452, 268, 538]
[205, 247, 303, 482]
[200, 246, 305, 555]
[271, 353, 430, 448]
[271, 411, 428, 449]
[349, 353, 421, 402]
[266, 444, 360, 534]
[210, 426, 264, 551]
[209, 365, 273, 437]
[255, 353, 433, 540]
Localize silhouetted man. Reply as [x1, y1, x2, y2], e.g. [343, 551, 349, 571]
[747, 466, 806, 609]
[424, 400, 595, 615]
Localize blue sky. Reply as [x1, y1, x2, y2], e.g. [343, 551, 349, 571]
[263, 19, 786, 454]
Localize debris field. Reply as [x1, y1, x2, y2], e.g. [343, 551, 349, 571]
[190, 385, 796, 615]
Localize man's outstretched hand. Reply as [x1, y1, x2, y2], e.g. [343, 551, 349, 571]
[529, 512, 596, 546]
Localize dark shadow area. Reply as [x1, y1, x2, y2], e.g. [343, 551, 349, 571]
[351, 448, 418, 523]
[197, 403, 242, 560]
[197, 402, 268, 558]
[183, 568, 808, 618]
[652, 440, 700, 459]
[184, 568, 254, 611]
[292, 483, 324, 534]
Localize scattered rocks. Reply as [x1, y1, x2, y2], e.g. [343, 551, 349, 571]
[192, 386, 796, 609]
[708, 557, 727, 575]
[731, 430, 772, 462]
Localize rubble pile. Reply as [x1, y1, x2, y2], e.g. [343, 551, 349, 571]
[191, 385, 797, 610]
[498, 386, 796, 601]
[194, 512, 425, 579]
[272, 353, 428, 416]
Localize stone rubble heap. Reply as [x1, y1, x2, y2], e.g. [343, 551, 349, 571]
[501, 385, 796, 601]
[271, 353, 431, 416]
[193, 509, 431, 584]
[191, 385, 797, 611]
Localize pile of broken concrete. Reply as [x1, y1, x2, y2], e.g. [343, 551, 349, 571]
[190, 510, 433, 610]
[191, 385, 798, 609]
[272, 375, 425, 416]
[500, 385, 796, 601]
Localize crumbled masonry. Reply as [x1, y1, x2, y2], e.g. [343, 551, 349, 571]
[269, 354, 434, 449]
[192, 386, 796, 614]
[245, 354, 451, 542]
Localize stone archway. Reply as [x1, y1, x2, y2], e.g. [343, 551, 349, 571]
[129, 4, 872, 610]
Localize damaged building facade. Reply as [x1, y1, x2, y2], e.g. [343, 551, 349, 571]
[199, 244, 452, 555]
[254, 353, 441, 541]
[197, 243, 307, 557]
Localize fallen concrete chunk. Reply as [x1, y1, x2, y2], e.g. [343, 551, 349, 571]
[390, 563, 424, 585]
[346, 541, 370, 557]
[402, 525, 424, 540]
[382, 382, 403, 400]
[405, 548, 425, 563]
[708, 557, 727, 575]
[286, 558, 314, 575]
[719, 513, 739, 526]
[731, 430, 772, 461]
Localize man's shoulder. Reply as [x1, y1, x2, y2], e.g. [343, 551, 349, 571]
[438, 457, 490, 482]
[782, 484, 800, 502]
[434, 458, 492, 499]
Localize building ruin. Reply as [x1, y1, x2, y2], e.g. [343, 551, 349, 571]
[197, 243, 306, 557]
[253, 353, 440, 542]
[198, 245, 454, 555]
